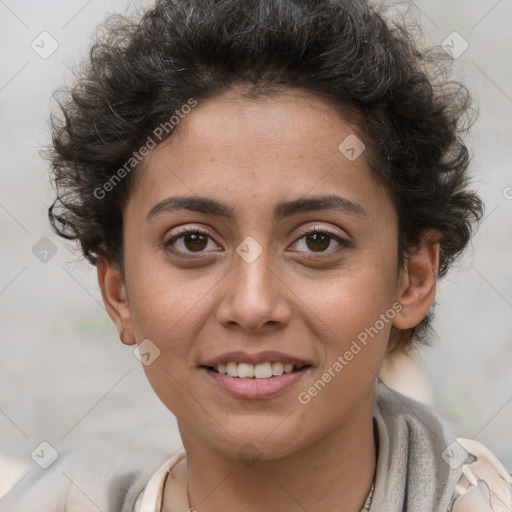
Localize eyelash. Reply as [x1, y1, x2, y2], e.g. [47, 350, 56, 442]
[163, 225, 350, 259]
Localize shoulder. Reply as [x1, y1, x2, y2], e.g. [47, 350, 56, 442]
[373, 377, 455, 439]
[64, 447, 177, 512]
[372, 380, 464, 509]
[449, 438, 512, 512]
[373, 380, 512, 512]
[0, 449, 74, 512]
[0, 447, 175, 512]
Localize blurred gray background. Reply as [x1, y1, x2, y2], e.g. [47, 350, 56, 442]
[0, 0, 511, 501]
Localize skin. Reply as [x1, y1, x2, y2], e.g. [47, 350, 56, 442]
[97, 87, 439, 512]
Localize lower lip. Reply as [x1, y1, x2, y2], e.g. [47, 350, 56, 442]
[201, 366, 311, 399]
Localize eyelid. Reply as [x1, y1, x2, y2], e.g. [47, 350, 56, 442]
[293, 223, 347, 240]
[166, 224, 212, 238]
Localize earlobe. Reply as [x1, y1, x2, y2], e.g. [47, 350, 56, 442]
[96, 257, 137, 346]
[392, 231, 440, 331]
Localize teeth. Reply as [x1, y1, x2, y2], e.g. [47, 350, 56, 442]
[212, 362, 303, 379]
[226, 362, 238, 377]
[254, 362, 273, 379]
[272, 362, 284, 376]
[238, 363, 255, 378]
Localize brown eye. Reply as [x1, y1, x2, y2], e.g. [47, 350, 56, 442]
[290, 229, 349, 256]
[305, 233, 331, 252]
[164, 228, 220, 256]
[182, 232, 208, 252]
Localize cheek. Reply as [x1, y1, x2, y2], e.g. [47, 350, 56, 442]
[127, 267, 203, 414]
[125, 250, 209, 340]
[293, 270, 396, 431]
[123, 261, 210, 414]
[305, 251, 398, 334]
[298, 249, 398, 380]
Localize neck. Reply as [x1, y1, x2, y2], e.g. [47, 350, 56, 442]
[170, 392, 378, 512]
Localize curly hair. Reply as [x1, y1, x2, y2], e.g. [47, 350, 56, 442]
[47, 0, 483, 350]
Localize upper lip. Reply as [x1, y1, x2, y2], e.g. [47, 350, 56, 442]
[201, 350, 312, 368]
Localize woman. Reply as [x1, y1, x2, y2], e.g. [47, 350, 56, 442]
[11, 0, 512, 510]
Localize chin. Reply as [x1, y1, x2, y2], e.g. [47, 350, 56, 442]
[207, 419, 310, 462]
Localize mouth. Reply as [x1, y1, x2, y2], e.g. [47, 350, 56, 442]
[200, 357, 312, 399]
[202, 362, 310, 379]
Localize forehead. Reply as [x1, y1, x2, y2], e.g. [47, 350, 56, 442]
[166, 88, 357, 158]
[126, 88, 393, 223]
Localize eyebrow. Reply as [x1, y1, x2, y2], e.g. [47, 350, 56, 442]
[146, 194, 367, 222]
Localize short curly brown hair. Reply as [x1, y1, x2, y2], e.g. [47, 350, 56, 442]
[46, 0, 483, 350]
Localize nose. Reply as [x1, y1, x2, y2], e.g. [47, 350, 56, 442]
[216, 248, 292, 333]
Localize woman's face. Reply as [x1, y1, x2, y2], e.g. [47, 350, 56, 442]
[107, 88, 408, 459]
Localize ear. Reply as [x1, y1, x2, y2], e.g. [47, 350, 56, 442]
[392, 230, 440, 330]
[96, 257, 136, 345]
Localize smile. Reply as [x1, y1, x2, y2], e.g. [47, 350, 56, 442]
[206, 362, 307, 379]
[201, 363, 311, 399]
